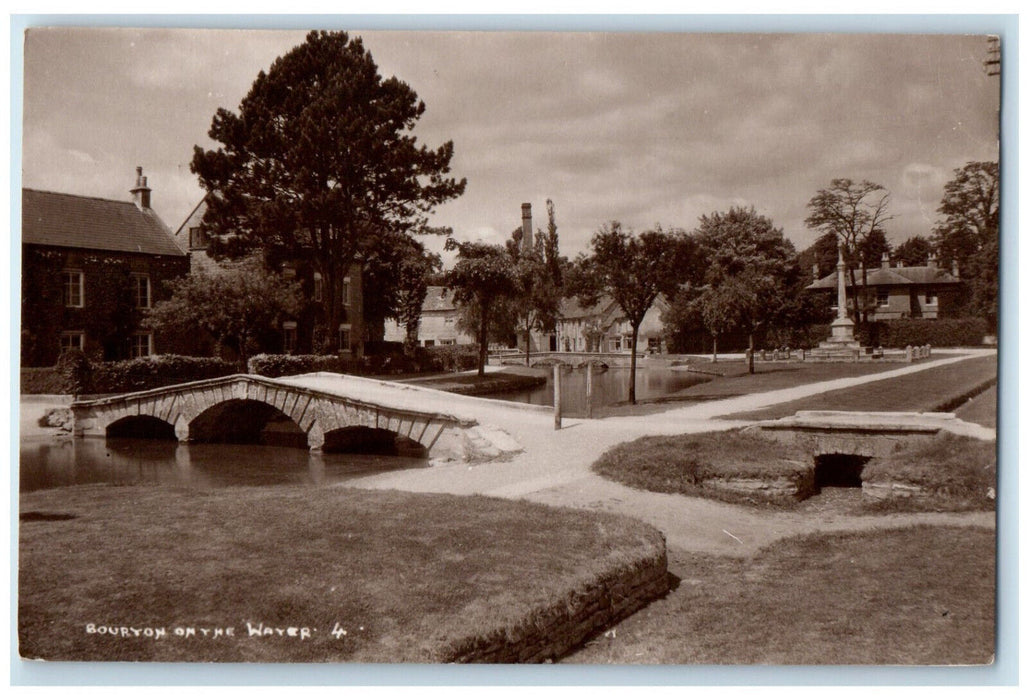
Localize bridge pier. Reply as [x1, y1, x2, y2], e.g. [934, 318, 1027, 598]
[174, 415, 191, 443]
[307, 422, 325, 452]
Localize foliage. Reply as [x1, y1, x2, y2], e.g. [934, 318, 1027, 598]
[20, 367, 65, 395]
[444, 239, 520, 376]
[55, 349, 93, 395]
[507, 213, 563, 366]
[191, 31, 466, 351]
[363, 235, 443, 355]
[805, 179, 893, 324]
[893, 235, 934, 267]
[91, 356, 237, 393]
[247, 353, 354, 377]
[858, 317, 989, 348]
[690, 207, 802, 372]
[147, 255, 302, 370]
[423, 344, 480, 373]
[575, 222, 695, 402]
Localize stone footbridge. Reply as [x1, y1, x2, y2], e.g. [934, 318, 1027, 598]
[71, 373, 525, 462]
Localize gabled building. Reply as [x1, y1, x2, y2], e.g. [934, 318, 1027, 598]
[175, 197, 366, 356]
[555, 295, 669, 354]
[383, 286, 474, 347]
[21, 168, 189, 366]
[806, 253, 964, 321]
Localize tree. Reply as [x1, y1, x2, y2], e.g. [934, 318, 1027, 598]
[147, 255, 302, 370]
[693, 206, 798, 374]
[893, 235, 934, 267]
[932, 161, 999, 330]
[505, 201, 564, 366]
[444, 239, 519, 376]
[190, 31, 466, 352]
[805, 179, 892, 326]
[392, 239, 443, 355]
[576, 223, 694, 403]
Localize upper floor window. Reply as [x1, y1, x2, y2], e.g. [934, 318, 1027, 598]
[338, 323, 352, 353]
[876, 288, 890, 307]
[188, 226, 208, 249]
[131, 332, 153, 359]
[313, 272, 324, 303]
[62, 270, 83, 308]
[132, 274, 151, 309]
[342, 276, 351, 307]
[60, 331, 84, 353]
[283, 321, 297, 354]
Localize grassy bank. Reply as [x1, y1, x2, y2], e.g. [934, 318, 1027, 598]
[726, 354, 997, 420]
[568, 525, 995, 665]
[411, 369, 546, 397]
[19, 485, 665, 662]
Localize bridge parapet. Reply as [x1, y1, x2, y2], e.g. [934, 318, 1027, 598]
[70, 374, 517, 462]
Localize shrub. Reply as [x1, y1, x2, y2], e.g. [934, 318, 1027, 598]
[55, 349, 94, 395]
[21, 367, 64, 395]
[862, 433, 996, 508]
[802, 318, 988, 349]
[91, 355, 236, 393]
[248, 354, 357, 378]
[424, 344, 478, 373]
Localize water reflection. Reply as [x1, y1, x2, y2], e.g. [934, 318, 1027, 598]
[492, 367, 709, 416]
[19, 437, 427, 493]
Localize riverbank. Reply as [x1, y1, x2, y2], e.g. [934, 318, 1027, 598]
[407, 367, 546, 397]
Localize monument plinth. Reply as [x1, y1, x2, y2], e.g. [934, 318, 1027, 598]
[808, 236, 867, 360]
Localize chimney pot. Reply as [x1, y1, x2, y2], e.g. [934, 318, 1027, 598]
[130, 166, 152, 210]
[881, 251, 890, 268]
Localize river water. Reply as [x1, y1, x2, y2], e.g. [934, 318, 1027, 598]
[492, 366, 709, 416]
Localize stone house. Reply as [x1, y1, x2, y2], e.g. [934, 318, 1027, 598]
[806, 253, 964, 321]
[21, 168, 189, 367]
[174, 197, 365, 356]
[383, 286, 475, 347]
[555, 295, 669, 354]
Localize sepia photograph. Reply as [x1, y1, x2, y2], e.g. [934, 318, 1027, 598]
[15, 21, 1003, 674]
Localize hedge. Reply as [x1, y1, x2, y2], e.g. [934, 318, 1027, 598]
[248, 354, 359, 378]
[423, 344, 479, 373]
[248, 346, 480, 378]
[805, 317, 988, 349]
[21, 367, 65, 394]
[91, 355, 237, 393]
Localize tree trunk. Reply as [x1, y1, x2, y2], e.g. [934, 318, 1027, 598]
[712, 334, 718, 363]
[525, 323, 531, 367]
[403, 321, 419, 357]
[629, 324, 640, 404]
[748, 332, 755, 375]
[477, 304, 489, 377]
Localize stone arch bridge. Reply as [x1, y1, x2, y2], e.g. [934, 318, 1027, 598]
[71, 373, 523, 462]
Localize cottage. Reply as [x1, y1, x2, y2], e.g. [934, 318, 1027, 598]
[383, 286, 474, 347]
[555, 295, 669, 354]
[21, 168, 189, 366]
[806, 252, 963, 321]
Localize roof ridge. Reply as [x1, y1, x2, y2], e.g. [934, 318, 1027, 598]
[22, 187, 136, 206]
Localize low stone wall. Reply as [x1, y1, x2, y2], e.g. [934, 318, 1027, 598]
[443, 544, 669, 663]
[706, 472, 817, 501]
[862, 481, 929, 500]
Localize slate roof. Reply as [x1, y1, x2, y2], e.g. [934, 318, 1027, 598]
[22, 188, 186, 257]
[807, 265, 961, 290]
[422, 286, 458, 313]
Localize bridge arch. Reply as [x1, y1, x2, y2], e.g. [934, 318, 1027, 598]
[106, 415, 176, 440]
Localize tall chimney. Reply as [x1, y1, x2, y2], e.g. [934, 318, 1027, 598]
[521, 203, 533, 254]
[130, 166, 152, 210]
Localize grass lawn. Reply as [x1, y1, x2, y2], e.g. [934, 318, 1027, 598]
[954, 385, 998, 429]
[411, 369, 546, 396]
[725, 354, 997, 420]
[568, 525, 995, 665]
[19, 485, 664, 662]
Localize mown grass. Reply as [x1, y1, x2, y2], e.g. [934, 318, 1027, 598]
[954, 385, 998, 429]
[413, 370, 546, 396]
[726, 354, 997, 420]
[591, 430, 812, 507]
[862, 433, 997, 512]
[19, 485, 664, 662]
[568, 525, 995, 665]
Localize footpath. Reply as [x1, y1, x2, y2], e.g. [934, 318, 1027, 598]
[346, 348, 997, 556]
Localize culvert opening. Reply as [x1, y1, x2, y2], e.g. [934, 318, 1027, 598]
[814, 453, 871, 489]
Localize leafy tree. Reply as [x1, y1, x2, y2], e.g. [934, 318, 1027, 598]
[692, 206, 798, 374]
[444, 239, 519, 376]
[932, 161, 1000, 330]
[576, 223, 695, 403]
[393, 240, 443, 355]
[190, 31, 466, 353]
[805, 179, 892, 326]
[147, 255, 302, 370]
[798, 232, 840, 282]
[892, 235, 933, 267]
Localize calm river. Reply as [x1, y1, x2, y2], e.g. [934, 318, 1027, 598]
[492, 366, 709, 416]
[19, 437, 426, 493]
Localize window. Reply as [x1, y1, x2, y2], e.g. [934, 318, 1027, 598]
[342, 276, 351, 307]
[132, 274, 151, 309]
[440, 339, 456, 346]
[62, 270, 83, 307]
[338, 324, 352, 353]
[283, 321, 297, 354]
[313, 272, 323, 302]
[424, 339, 435, 348]
[60, 331, 84, 353]
[925, 289, 937, 305]
[131, 333, 153, 358]
[188, 226, 208, 249]
[876, 288, 890, 307]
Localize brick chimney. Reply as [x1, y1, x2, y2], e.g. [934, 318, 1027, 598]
[130, 166, 152, 210]
[520, 203, 533, 254]
[881, 251, 890, 269]
[951, 260, 959, 278]
[928, 253, 937, 269]
[812, 263, 820, 283]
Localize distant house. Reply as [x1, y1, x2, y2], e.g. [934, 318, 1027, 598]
[383, 286, 474, 347]
[175, 197, 366, 356]
[555, 295, 669, 354]
[806, 253, 964, 321]
[21, 168, 190, 366]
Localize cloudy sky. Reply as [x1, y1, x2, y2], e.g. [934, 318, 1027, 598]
[21, 27, 999, 259]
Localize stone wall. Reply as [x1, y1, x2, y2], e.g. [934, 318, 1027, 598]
[443, 544, 669, 663]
